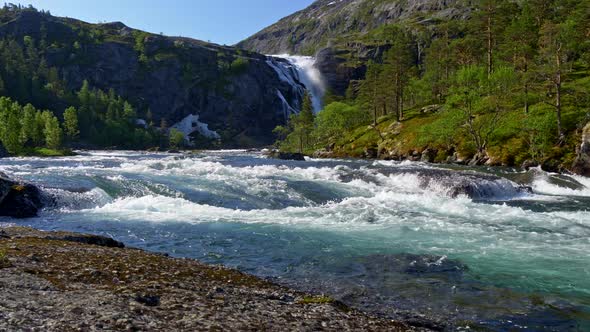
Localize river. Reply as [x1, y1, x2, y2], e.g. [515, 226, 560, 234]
[1, 150, 589, 331]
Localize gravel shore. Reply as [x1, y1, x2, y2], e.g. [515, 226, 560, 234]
[0, 226, 415, 331]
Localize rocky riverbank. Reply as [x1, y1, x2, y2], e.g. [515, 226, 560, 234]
[0, 226, 415, 331]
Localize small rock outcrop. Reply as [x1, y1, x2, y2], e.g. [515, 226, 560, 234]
[572, 123, 590, 176]
[267, 151, 306, 161]
[0, 174, 44, 218]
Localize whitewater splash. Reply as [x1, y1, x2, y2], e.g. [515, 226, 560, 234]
[266, 55, 326, 113]
[1, 151, 590, 329]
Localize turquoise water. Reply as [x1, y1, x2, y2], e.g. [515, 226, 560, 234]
[1, 150, 589, 330]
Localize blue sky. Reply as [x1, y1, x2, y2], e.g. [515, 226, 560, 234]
[17, 1, 315, 45]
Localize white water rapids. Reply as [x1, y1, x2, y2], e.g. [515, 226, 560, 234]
[1, 150, 589, 330]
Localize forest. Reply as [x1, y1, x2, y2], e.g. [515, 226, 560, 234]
[0, 4, 189, 156]
[276, 0, 590, 170]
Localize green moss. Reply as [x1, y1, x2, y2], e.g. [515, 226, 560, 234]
[298, 295, 334, 304]
[18, 148, 76, 157]
[0, 250, 11, 269]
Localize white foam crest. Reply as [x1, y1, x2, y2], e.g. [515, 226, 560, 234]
[88, 191, 590, 237]
[532, 172, 590, 197]
[46, 187, 113, 211]
[117, 157, 348, 184]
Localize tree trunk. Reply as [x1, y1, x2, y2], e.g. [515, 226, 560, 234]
[394, 73, 401, 122]
[487, 15, 493, 77]
[556, 73, 563, 142]
[373, 106, 378, 127]
[399, 84, 404, 120]
[524, 60, 529, 114]
[555, 48, 564, 144]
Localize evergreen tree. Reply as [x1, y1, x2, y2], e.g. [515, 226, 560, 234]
[537, 20, 576, 143]
[502, 2, 538, 113]
[382, 27, 416, 121]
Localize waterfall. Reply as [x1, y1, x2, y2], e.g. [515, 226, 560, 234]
[266, 54, 325, 115]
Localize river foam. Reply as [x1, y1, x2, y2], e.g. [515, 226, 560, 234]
[3, 150, 590, 329]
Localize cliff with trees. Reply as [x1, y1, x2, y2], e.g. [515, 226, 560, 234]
[271, 0, 590, 174]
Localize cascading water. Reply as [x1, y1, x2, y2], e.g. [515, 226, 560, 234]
[266, 54, 326, 114]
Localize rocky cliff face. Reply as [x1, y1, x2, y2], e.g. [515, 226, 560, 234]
[0, 10, 304, 147]
[238, 0, 466, 55]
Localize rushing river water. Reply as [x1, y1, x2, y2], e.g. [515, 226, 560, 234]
[1, 150, 589, 331]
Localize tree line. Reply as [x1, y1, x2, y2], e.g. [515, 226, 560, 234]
[276, 0, 590, 166]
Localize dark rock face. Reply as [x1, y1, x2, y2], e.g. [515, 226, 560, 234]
[0, 175, 44, 218]
[0, 11, 303, 147]
[315, 48, 367, 95]
[0, 142, 8, 158]
[572, 123, 590, 176]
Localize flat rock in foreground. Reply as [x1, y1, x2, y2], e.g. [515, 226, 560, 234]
[0, 227, 413, 331]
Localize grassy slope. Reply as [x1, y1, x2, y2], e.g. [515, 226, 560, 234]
[329, 68, 590, 170]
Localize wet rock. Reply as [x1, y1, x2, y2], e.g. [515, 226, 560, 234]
[0, 175, 44, 218]
[541, 158, 561, 173]
[270, 151, 306, 161]
[521, 159, 539, 171]
[134, 294, 160, 307]
[363, 147, 378, 159]
[572, 123, 590, 176]
[46, 235, 125, 248]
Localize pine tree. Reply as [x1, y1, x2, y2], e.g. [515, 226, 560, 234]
[502, 2, 538, 113]
[538, 21, 576, 143]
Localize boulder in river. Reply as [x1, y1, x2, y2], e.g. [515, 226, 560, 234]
[267, 150, 306, 161]
[0, 174, 44, 218]
[572, 123, 590, 176]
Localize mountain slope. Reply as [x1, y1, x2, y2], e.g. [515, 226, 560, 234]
[238, 0, 468, 55]
[0, 6, 303, 147]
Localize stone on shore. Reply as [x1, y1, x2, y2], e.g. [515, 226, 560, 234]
[0, 227, 410, 331]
